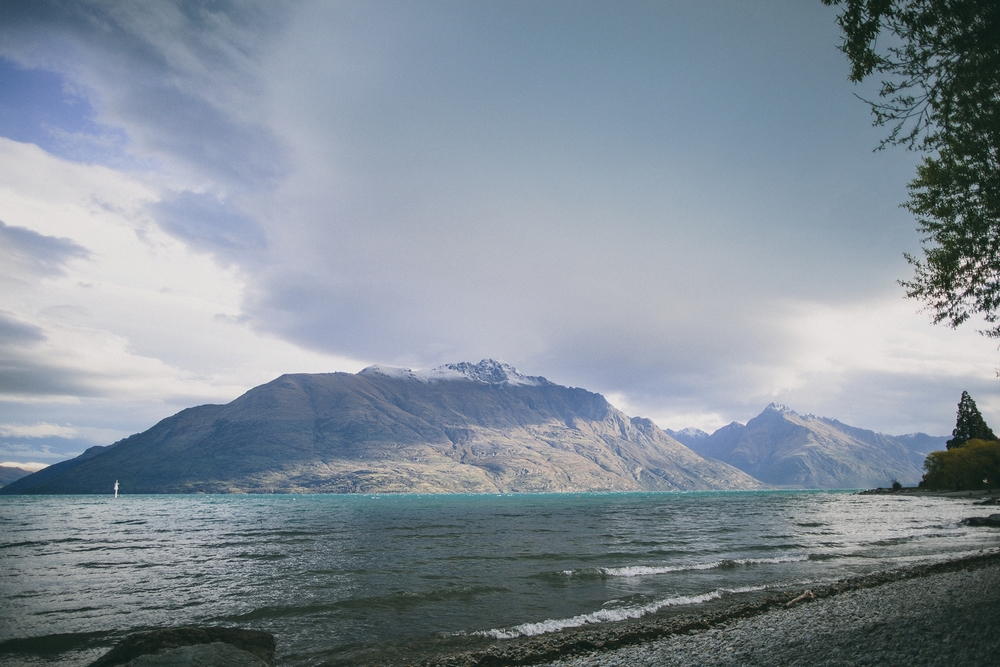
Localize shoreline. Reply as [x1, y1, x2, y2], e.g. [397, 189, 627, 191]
[857, 487, 1000, 497]
[419, 549, 1000, 667]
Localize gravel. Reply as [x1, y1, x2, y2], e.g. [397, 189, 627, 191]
[420, 552, 1000, 667]
[537, 564, 1000, 667]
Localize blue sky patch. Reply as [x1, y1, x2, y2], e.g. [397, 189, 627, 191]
[0, 58, 127, 163]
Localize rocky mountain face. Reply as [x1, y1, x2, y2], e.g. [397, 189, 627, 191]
[669, 404, 946, 488]
[2, 360, 762, 494]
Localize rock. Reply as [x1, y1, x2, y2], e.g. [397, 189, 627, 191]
[117, 642, 267, 666]
[88, 627, 275, 667]
[961, 514, 1000, 526]
[785, 590, 816, 607]
[973, 497, 1000, 505]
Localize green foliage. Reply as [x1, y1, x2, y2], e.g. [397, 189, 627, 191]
[823, 0, 1000, 334]
[903, 124, 1000, 335]
[947, 390, 998, 448]
[920, 438, 1000, 489]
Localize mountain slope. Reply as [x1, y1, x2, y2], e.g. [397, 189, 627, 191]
[2, 360, 762, 494]
[0, 465, 34, 487]
[679, 404, 946, 488]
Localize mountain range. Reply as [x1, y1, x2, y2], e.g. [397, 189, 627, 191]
[3, 361, 949, 494]
[667, 403, 945, 488]
[2, 360, 761, 494]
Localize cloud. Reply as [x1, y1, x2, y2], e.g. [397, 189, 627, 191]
[0, 311, 46, 345]
[149, 190, 267, 265]
[0, 461, 49, 471]
[0, 442, 81, 460]
[0, 57, 130, 164]
[0, 0, 288, 190]
[0, 137, 366, 460]
[0, 422, 78, 438]
[0, 220, 89, 282]
[0, 311, 101, 399]
[0, 0, 993, 450]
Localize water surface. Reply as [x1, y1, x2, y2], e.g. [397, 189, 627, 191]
[1, 491, 996, 665]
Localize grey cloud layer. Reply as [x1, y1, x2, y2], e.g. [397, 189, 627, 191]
[150, 191, 268, 264]
[0, 0, 287, 189]
[0, 220, 89, 281]
[0, 311, 45, 346]
[0, 1, 979, 436]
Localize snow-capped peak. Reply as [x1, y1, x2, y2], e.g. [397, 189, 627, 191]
[359, 359, 549, 386]
[674, 427, 709, 440]
[438, 359, 548, 386]
[358, 365, 421, 381]
[763, 402, 794, 415]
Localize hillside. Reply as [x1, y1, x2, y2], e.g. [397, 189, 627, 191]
[669, 404, 945, 488]
[0, 465, 33, 487]
[2, 360, 763, 494]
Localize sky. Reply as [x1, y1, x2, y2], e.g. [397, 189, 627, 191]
[1, 0, 997, 468]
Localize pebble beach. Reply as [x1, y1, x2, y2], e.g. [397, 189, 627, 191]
[540, 561, 1000, 667]
[426, 550, 1000, 667]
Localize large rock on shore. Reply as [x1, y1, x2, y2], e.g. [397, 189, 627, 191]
[88, 627, 275, 667]
[962, 513, 1000, 526]
[113, 642, 267, 667]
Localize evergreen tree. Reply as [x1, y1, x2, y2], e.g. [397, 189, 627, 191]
[947, 391, 998, 449]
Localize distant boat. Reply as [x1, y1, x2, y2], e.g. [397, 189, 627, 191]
[114, 480, 119, 498]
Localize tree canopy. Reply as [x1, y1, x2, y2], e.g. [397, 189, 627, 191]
[822, 0, 1000, 335]
[947, 390, 998, 448]
[921, 438, 1000, 489]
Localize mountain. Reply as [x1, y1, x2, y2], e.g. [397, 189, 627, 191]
[678, 403, 947, 488]
[2, 360, 763, 494]
[0, 464, 35, 487]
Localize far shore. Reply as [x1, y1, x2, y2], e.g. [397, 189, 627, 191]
[858, 486, 1000, 497]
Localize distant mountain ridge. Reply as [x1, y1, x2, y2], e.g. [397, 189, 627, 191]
[2, 360, 762, 495]
[0, 464, 34, 488]
[668, 403, 946, 488]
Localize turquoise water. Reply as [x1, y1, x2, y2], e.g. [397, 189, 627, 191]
[1, 491, 997, 666]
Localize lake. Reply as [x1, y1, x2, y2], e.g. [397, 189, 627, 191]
[1, 491, 995, 666]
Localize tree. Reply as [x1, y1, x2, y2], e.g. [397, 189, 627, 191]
[947, 390, 997, 448]
[822, 0, 1000, 335]
[920, 438, 1000, 488]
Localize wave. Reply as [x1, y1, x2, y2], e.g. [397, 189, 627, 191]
[562, 554, 810, 578]
[476, 586, 767, 639]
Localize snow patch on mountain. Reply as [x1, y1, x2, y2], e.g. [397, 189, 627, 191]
[664, 427, 710, 447]
[359, 359, 549, 386]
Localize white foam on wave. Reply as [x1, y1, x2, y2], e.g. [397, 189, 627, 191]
[596, 554, 809, 578]
[734, 555, 810, 565]
[476, 586, 768, 639]
[600, 562, 720, 577]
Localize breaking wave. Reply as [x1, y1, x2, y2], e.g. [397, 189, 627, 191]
[477, 586, 767, 639]
[561, 554, 810, 579]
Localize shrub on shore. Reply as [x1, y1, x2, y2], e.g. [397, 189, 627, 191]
[920, 439, 1000, 490]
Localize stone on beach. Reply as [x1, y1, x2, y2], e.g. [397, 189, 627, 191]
[114, 642, 267, 667]
[961, 513, 1000, 526]
[87, 627, 275, 667]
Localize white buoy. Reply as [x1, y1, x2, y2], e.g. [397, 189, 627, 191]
[114, 479, 119, 498]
